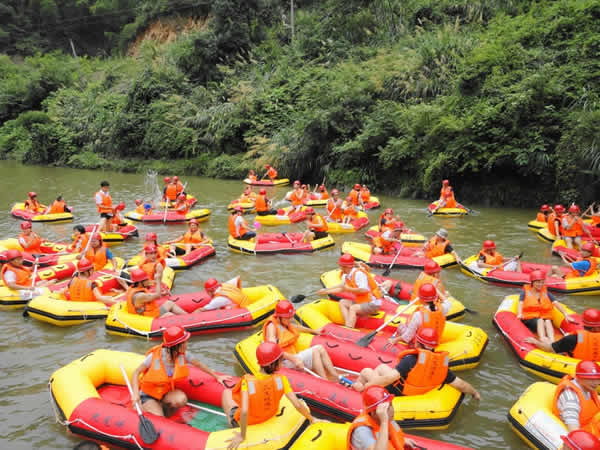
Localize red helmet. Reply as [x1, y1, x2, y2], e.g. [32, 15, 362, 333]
[416, 327, 439, 347]
[259, 188, 267, 195]
[582, 242, 595, 253]
[569, 204, 581, 214]
[384, 208, 393, 215]
[583, 309, 600, 328]
[173, 176, 179, 182]
[482, 240, 496, 249]
[345, 196, 353, 202]
[362, 385, 394, 413]
[393, 222, 404, 231]
[277, 208, 285, 215]
[554, 204, 565, 214]
[204, 278, 220, 291]
[20, 222, 32, 230]
[424, 261, 441, 275]
[275, 300, 295, 318]
[293, 180, 301, 186]
[442, 180, 449, 185]
[234, 206, 243, 213]
[129, 268, 149, 283]
[305, 207, 315, 215]
[28, 191, 37, 197]
[561, 430, 600, 450]
[265, 164, 271, 169]
[256, 342, 283, 366]
[189, 219, 199, 226]
[418, 283, 437, 302]
[540, 204, 550, 212]
[575, 360, 600, 379]
[319, 185, 325, 191]
[338, 253, 355, 267]
[135, 199, 143, 205]
[91, 233, 102, 242]
[353, 184, 361, 190]
[331, 189, 339, 195]
[163, 326, 190, 348]
[77, 258, 93, 272]
[145, 232, 158, 242]
[529, 270, 545, 282]
[5, 249, 22, 261]
[115, 201, 125, 211]
[178, 194, 186, 201]
[144, 244, 157, 254]
[164, 177, 171, 183]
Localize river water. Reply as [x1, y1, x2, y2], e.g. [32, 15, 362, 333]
[1, 161, 595, 449]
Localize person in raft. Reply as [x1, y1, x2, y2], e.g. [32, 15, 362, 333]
[81, 233, 119, 272]
[263, 300, 339, 381]
[141, 232, 168, 262]
[302, 207, 329, 243]
[358, 184, 371, 208]
[525, 308, 600, 359]
[414, 228, 461, 263]
[125, 268, 185, 318]
[0, 250, 49, 297]
[247, 169, 258, 183]
[347, 385, 418, 450]
[432, 179, 458, 212]
[388, 283, 451, 346]
[536, 204, 551, 223]
[163, 177, 179, 204]
[314, 184, 329, 200]
[95, 181, 116, 232]
[549, 241, 597, 279]
[348, 183, 362, 208]
[136, 244, 167, 294]
[263, 164, 278, 181]
[352, 327, 481, 400]
[24, 191, 43, 212]
[547, 204, 566, 239]
[43, 195, 71, 214]
[131, 325, 231, 417]
[17, 221, 42, 253]
[287, 182, 306, 213]
[561, 430, 600, 450]
[222, 342, 318, 449]
[59, 258, 122, 306]
[229, 206, 257, 240]
[197, 277, 250, 312]
[255, 188, 277, 216]
[164, 219, 210, 256]
[562, 204, 596, 249]
[326, 189, 343, 222]
[68, 225, 89, 253]
[377, 208, 405, 233]
[172, 175, 185, 196]
[552, 360, 600, 436]
[372, 225, 403, 255]
[108, 202, 126, 232]
[583, 202, 600, 228]
[240, 186, 258, 203]
[134, 199, 149, 215]
[410, 261, 449, 301]
[318, 254, 382, 328]
[469, 240, 521, 273]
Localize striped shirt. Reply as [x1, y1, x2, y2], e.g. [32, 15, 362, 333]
[556, 379, 589, 427]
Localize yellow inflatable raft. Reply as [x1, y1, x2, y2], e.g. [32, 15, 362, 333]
[254, 206, 308, 226]
[528, 219, 547, 231]
[428, 201, 469, 217]
[228, 233, 335, 255]
[342, 241, 457, 269]
[11, 202, 73, 223]
[124, 208, 211, 223]
[50, 349, 308, 450]
[227, 200, 255, 213]
[508, 382, 568, 450]
[244, 178, 290, 186]
[127, 242, 216, 271]
[365, 225, 426, 247]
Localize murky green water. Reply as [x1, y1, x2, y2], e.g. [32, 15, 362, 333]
[1, 161, 595, 449]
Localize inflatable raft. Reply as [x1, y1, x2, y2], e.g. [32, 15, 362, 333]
[427, 201, 468, 217]
[342, 241, 458, 270]
[364, 225, 426, 247]
[244, 177, 290, 186]
[235, 330, 466, 428]
[50, 349, 308, 450]
[508, 382, 568, 450]
[10, 202, 73, 223]
[226, 199, 255, 213]
[319, 270, 466, 321]
[25, 267, 173, 326]
[493, 294, 586, 384]
[459, 254, 600, 295]
[159, 194, 197, 208]
[300, 194, 380, 209]
[228, 233, 335, 255]
[127, 244, 215, 271]
[528, 219, 547, 231]
[551, 239, 600, 261]
[255, 206, 308, 225]
[105, 284, 282, 338]
[292, 422, 474, 450]
[536, 226, 599, 243]
[124, 208, 211, 224]
[325, 213, 369, 234]
[84, 224, 138, 245]
[0, 238, 77, 267]
[294, 299, 486, 370]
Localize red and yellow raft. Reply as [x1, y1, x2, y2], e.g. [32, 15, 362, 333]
[0, 238, 77, 267]
[228, 233, 335, 255]
[127, 243, 216, 271]
[342, 241, 457, 269]
[364, 225, 426, 247]
[244, 177, 290, 186]
[427, 201, 468, 217]
[124, 208, 211, 224]
[10, 202, 73, 223]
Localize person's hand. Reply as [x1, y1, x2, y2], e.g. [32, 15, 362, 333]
[375, 402, 389, 422]
[405, 438, 419, 449]
[524, 337, 537, 345]
[316, 288, 328, 296]
[566, 316, 577, 323]
[352, 381, 365, 392]
[226, 432, 244, 450]
[313, 327, 325, 336]
[131, 393, 140, 409]
[216, 374, 233, 386]
[471, 390, 481, 401]
[293, 357, 305, 370]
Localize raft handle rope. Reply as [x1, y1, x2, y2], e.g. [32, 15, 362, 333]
[207, 416, 306, 449]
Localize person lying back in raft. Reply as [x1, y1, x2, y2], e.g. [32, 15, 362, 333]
[68, 225, 89, 253]
[17, 221, 43, 253]
[549, 241, 597, 279]
[318, 254, 382, 328]
[197, 277, 250, 312]
[414, 228, 461, 263]
[59, 258, 122, 306]
[24, 191, 43, 212]
[255, 188, 277, 216]
[525, 308, 600, 360]
[302, 207, 329, 243]
[352, 327, 481, 400]
[469, 240, 522, 273]
[263, 164, 278, 181]
[1, 250, 49, 297]
[131, 325, 231, 417]
[536, 204, 551, 223]
[229, 207, 257, 241]
[347, 385, 418, 450]
[516, 270, 573, 345]
[372, 226, 403, 255]
[562, 204, 596, 249]
[222, 342, 318, 449]
[326, 189, 343, 222]
[388, 283, 452, 346]
[125, 268, 185, 318]
[44, 195, 71, 215]
[263, 300, 340, 382]
[561, 430, 600, 450]
[95, 181, 114, 232]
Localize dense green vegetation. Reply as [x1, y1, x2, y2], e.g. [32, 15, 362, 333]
[1, 0, 599, 205]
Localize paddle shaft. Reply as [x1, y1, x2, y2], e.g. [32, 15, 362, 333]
[186, 402, 227, 417]
[369, 297, 421, 336]
[383, 244, 403, 276]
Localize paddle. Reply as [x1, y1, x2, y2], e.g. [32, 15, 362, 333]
[290, 289, 321, 303]
[119, 364, 159, 444]
[186, 402, 227, 417]
[162, 200, 169, 224]
[356, 298, 420, 347]
[22, 256, 40, 317]
[281, 231, 295, 246]
[382, 244, 403, 276]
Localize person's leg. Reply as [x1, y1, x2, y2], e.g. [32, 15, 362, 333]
[346, 304, 361, 328]
[565, 236, 574, 249]
[544, 319, 555, 344]
[162, 300, 186, 315]
[373, 246, 383, 255]
[221, 389, 239, 427]
[162, 389, 188, 416]
[312, 344, 339, 381]
[574, 236, 583, 249]
[339, 299, 352, 325]
[98, 216, 107, 232]
[141, 397, 164, 416]
[549, 265, 564, 278]
[536, 318, 547, 342]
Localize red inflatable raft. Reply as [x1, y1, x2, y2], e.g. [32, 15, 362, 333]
[228, 233, 335, 255]
[84, 224, 138, 244]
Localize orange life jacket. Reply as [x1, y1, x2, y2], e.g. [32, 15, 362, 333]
[308, 214, 328, 233]
[231, 374, 286, 425]
[521, 285, 554, 320]
[267, 167, 278, 179]
[1, 264, 32, 287]
[378, 215, 395, 233]
[86, 246, 108, 271]
[359, 189, 370, 202]
[478, 249, 503, 266]
[69, 233, 89, 252]
[396, 349, 449, 396]
[536, 212, 547, 223]
[344, 203, 357, 218]
[567, 257, 598, 279]
[327, 199, 343, 221]
[425, 236, 449, 259]
[319, 190, 329, 200]
[214, 283, 250, 308]
[228, 215, 249, 238]
[183, 230, 204, 244]
[262, 317, 299, 353]
[48, 200, 66, 214]
[441, 187, 457, 208]
[68, 278, 96, 302]
[373, 232, 395, 254]
[289, 190, 305, 207]
[255, 195, 268, 212]
[140, 259, 163, 281]
[174, 201, 189, 215]
[411, 272, 442, 301]
[563, 216, 584, 237]
[344, 268, 382, 304]
[19, 232, 42, 252]
[592, 216, 600, 226]
[95, 191, 112, 214]
[572, 331, 600, 361]
[139, 345, 189, 400]
[175, 182, 184, 194]
[165, 183, 178, 201]
[347, 413, 405, 450]
[412, 305, 446, 341]
[248, 174, 257, 182]
[126, 286, 159, 318]
[25, 198, 42, 212]
[552, 376, 600, 435]
[349, 190, 360, 206]
[136, 205, 146, 214]
[547, 213, 562, 236]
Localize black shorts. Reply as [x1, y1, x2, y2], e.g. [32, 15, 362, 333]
[140, 391, 159, 404]
[237, 232, 256, 241]
[522, 318, 540, 333]
[313, 231, 329, 240]
[228, 406, 239, 427]
[385, 383, 403, 396]
[100, 212, 113, 219]
[257, 209, 277, 216]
